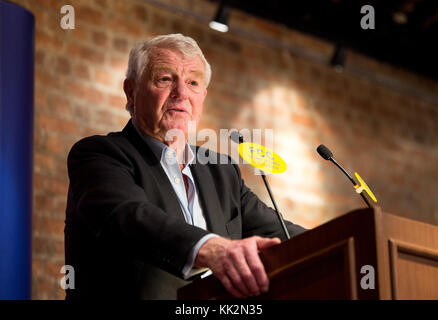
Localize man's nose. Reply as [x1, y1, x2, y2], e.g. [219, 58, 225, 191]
[170, 79, 188, 100]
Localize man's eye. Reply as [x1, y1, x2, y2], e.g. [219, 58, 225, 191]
[160, 76, 171, 82]
[189, 80, 198, 86]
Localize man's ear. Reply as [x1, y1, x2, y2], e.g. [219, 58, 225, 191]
[123, 78, 135, 106]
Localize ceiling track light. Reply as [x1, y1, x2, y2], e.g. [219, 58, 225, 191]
[209, 1, 230, 33]
[330, 44, 347, 73]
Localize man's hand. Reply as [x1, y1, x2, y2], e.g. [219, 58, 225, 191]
[194, 236, 281, 298]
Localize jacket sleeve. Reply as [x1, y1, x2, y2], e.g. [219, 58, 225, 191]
[231, 163, 307, 241]
[67, 136, 210, 277]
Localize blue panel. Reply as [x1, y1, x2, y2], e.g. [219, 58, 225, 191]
[0, 1, 34, 299]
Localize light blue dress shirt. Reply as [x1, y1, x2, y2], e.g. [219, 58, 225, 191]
[133, 124, 216, 279]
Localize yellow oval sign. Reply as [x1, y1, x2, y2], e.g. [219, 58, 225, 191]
[355, 172, 378, 203]
[238, 142, 287, 174]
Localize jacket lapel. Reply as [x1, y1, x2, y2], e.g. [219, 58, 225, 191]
[122, 120, 186, 224]
[190, 151, 228, 237]
[122, 120, 228, 235]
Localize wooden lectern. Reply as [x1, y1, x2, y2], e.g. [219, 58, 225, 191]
[177, 207, 438, 300]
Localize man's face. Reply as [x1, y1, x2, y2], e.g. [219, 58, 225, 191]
[125, 48, 207, 142]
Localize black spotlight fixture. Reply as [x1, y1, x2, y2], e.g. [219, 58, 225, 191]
[330, 44, 347, 73]
[209, 1, 230, 33]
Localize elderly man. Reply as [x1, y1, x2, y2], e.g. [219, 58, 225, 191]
[65, 34, 306, 300]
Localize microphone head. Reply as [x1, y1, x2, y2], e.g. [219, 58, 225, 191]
[230, 131, 244, 144]
[317, 144, 333, 160]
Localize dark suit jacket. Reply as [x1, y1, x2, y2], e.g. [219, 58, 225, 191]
[65, 120, 306, 299]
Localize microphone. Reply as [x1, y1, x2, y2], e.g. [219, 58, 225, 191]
[316, 144, 333, 160]
[316, 144, 371, 208]
[230, 130, 244, 144]
[230, 131, 291, 240]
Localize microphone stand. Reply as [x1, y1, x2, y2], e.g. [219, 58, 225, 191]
[260, 172, 291, 240]
[231, 131, 291, 240]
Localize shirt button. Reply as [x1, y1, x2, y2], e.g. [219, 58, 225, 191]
[174, 177, 180, 184]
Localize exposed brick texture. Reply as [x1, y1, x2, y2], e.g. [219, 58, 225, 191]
[9, 0, 438, 299]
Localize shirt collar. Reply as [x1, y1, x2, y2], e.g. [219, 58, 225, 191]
[132, 121, 195, 167]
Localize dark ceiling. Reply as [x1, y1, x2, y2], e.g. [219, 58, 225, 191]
[209, 0, 438, 80]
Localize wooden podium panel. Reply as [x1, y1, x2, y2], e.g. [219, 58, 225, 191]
[177, 207, 438, 300]
[375, 211, 438, 299]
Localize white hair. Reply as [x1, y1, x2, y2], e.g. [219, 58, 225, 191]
[125, 34, 212, 114]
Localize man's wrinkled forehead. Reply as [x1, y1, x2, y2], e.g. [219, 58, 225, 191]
[145, 48, 205, 79]
[149, 65, 204, 80]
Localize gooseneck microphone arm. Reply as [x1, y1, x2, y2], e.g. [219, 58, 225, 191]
[260, 174, 291, 240]
[317, 144, 372, 208]
[330, 158, 372, 208]
[230, 131, 291, 240]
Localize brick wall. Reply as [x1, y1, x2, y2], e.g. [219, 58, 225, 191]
[8, 0, 438, 299]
